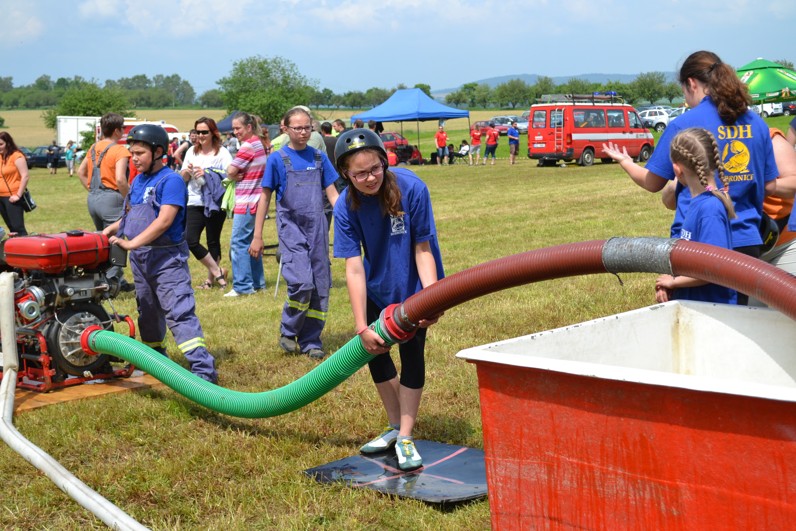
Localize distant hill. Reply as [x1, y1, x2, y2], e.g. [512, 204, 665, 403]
[432, 72, 677, 97]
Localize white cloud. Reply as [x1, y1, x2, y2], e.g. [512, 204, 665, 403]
[79, 0, 251, 37]
[0, 6, 44, 47]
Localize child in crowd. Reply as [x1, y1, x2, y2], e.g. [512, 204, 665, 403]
[608, 127, 737, 304]
[249, 107, 340, 359]
[333, 128, 444, 471]
[104, 124, 218, 384]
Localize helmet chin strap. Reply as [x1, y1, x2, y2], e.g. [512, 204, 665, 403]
[144, 146, 160, 174]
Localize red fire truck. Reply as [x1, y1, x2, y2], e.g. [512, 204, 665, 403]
[526, 93, 654, 167]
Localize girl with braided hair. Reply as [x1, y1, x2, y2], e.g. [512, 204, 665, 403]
[603, 50, 779, 304]
[654, 128, 737, 304]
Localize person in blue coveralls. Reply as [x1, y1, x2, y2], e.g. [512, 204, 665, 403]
[333, 128, 444, 471]
[602, 50, 778, 305]
[249, 107, 340, 360]
[104, 124, 218, 384]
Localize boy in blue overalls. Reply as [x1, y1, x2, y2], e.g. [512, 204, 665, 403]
[104, 124, 218, 384]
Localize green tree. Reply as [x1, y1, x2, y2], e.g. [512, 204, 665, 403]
[633, 72, 667, 104]
[458, 82, 479, 107]
[152, 74, 195, 106]
[218, 55, 316, 124]
[560, 78, 597, 95]
[662, 81, 682, 104]
[0, 77, 12, 93]
[774, 58, 794, 70]
[494, 79, 530, 109]
[341, 91, 366, 109]
[444, 90, 466, 107]
[531, 76, 556, 100]
[414, 83, 432, 97]
[33, 75, 53, 91]
[474, 84, 492, 108]
[198, 89, 225, 108]
[41, 84, 129, 130]
[364, 87, 391, 107]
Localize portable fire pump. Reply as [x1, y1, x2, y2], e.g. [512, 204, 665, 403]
[0, 229, 136, 391]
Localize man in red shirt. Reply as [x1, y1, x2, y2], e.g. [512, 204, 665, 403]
[434, 125, 449, 165]
[483, 123, 500, 165]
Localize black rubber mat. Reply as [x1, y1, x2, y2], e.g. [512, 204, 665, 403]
[305, 440, 487, 503]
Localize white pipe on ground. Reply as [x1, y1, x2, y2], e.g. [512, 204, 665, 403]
[0, 272, 148, 531]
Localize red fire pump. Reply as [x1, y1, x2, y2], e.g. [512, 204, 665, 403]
[0, 230, 136, 391]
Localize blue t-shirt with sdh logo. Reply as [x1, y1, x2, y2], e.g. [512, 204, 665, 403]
[646, 96, 778, 248]
[333, 167, 444, 309]
[674, 191, 736, 304]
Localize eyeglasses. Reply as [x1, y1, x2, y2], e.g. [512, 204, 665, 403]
[348, 164, 385, 182]
[288, 126, 312, 133]
[196, 130, 211, 136]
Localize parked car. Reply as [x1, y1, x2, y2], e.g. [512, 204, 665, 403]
[490, 116, 514, 135]
[638, 109, 669, 132]
[752, 103, 783, 118]
[667, 107, 689, 121]
[504, 115, 529, 133]
[379, 131, 409, 151]
[473, 120, 491, 135]
[379, 132, 416, 163]
[783, 102, 796, 116]
[26, 145, 67, 168]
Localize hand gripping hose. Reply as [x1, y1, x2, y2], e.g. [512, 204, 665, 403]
[81, 237, 796, 419]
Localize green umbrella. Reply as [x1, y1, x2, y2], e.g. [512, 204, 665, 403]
[736, 58, 796, 103]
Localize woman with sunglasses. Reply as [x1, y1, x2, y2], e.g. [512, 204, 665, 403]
[250, 107, 339, 358]
[332, 128, 444, 471]
[0, 131, 31, 235]
[180, 117, 231, 289]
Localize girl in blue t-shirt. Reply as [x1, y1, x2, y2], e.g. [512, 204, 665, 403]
[333, 129, 444, 471]
[655, 128, 737, 304]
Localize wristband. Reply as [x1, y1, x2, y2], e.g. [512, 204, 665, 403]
[356, 327, 368, 336]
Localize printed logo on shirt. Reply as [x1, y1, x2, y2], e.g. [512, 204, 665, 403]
[721, 139, 750, 174]
[143, 186, 157, 202]
[390, 214, 406, 236]
[680, 229, 692, 241]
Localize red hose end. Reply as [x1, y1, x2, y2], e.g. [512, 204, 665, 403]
[80, 325, 105, 356]
[380, 303, 417, 343]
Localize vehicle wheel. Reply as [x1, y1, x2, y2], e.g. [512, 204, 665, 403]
[578, 148, 594, 167]
[785, 110, 792, 116]
[44, 303, 113, 376]
[600, 158, 613, 164]
[638, 145, 652, 162]
[761, 111, 769, 118]
[654, 123, 666, 133]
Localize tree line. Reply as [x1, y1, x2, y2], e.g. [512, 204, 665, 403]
[2, 56, 792, 131]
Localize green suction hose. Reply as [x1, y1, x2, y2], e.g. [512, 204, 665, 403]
[84, 320, 394, 418]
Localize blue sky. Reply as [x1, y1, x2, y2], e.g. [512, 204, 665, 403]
[1, 0, 793, 96]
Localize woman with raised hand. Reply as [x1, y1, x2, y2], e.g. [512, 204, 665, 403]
[603, 50, 778, 304]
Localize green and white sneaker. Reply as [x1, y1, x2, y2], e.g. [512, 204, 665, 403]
[360, 426, 399, 454]
[396, 437, 423, 470]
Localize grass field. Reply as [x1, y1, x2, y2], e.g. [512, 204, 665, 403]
[0, 108, 791, 529]
[0, 153, 677, 529]
[2, 108, 525, 160]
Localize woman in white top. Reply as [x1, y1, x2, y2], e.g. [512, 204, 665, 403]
[180, 117, 232, 289]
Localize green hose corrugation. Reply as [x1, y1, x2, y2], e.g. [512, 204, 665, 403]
[87, 321, 392, 418]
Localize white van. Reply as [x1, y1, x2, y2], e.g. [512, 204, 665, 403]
[752, 103, 783, 118]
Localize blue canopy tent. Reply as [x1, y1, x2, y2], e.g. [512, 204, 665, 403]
[350, 88, 469, 144]
[216, 111, 239, 133]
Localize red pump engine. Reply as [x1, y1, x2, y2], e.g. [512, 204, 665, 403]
[0, 230, 135, 392]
